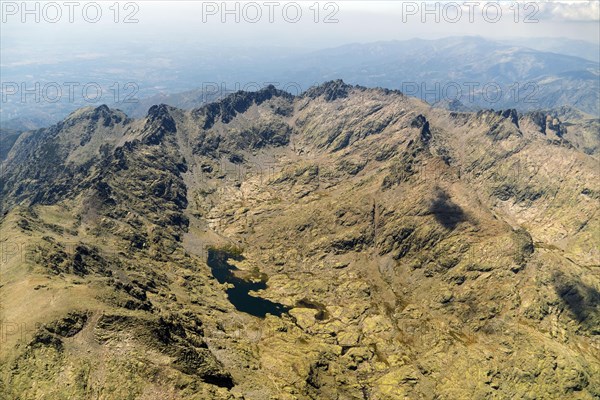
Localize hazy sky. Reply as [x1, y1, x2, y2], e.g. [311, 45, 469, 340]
[1, 1, 598, 121]
[2, 0, 599, 61]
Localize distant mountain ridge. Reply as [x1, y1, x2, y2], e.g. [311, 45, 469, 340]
[292, 37, 599, 114]
[2, 37, 599, 125]
[499, 37, 600, 62]
[126, 37, 599, 115]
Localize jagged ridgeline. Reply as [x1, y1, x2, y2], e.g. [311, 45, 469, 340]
[0, 81, 598, 399]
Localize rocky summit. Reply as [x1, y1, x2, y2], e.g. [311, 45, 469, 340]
[0, 81, 598, 399]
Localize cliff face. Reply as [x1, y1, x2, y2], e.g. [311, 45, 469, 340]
[1, 82, 598, 399]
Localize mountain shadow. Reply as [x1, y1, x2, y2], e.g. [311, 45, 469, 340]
[429, 189, 468, 230]
[553, 271, 600, 334]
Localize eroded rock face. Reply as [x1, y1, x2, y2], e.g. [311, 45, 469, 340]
[0, 81, 598, 399]
[521, 111, 568, 137]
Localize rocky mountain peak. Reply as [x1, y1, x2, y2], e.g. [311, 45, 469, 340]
[521, 111, 568, 137]
[302, 79, 358, 101]
[146, 104, 177, 131]
[61, 104, 128, 130]
[496, 109, 520, 128]
[147, 103, 173, 119]
[141, 104, 178, 145]
[195, 85, 294, 130]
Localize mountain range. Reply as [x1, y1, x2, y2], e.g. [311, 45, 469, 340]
[2, 36, 599, 130]
[1, 81, 598, 399]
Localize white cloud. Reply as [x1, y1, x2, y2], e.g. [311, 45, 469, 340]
[538, 0, 600, 21]
[343, 1, 599, 22]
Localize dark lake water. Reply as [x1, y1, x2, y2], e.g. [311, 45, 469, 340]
[207, 248, 290, 318]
